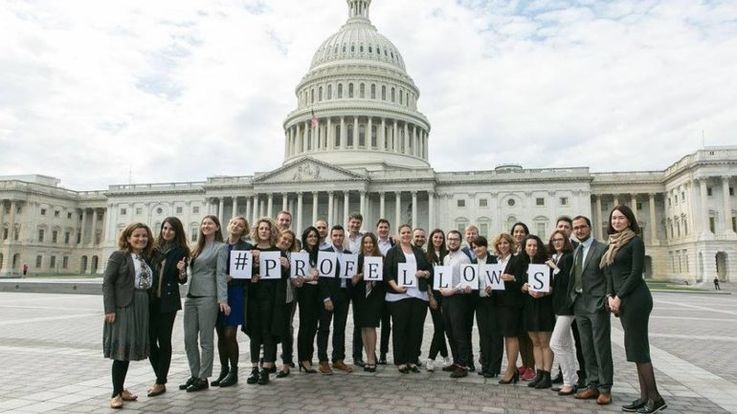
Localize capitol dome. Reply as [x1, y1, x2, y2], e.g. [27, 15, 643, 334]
[282, 0, 431, 170]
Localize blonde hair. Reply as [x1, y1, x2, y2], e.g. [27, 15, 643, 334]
[250, 217, 279, 246]
[491, 233, 517, 256]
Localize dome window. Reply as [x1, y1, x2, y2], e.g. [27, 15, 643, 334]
[359, 83, 365, 98]
[343, 44, 347, 53]
[371, 84, 376, 99]
[381, 85, 386, 100]
[338, 84, 343, 98]
[327, 84, 333, 99]
[310, 88, 315, 104]
[348, 83, 354, 98]
[351, 45, 355, 53]
[399, 90, 403, 105]
[360, 45, 364, 53]
[391, 87, 395, 102]
[377, 47, 381, 55]
[318, 86, 323, 102]
[368, 46, 373, 53]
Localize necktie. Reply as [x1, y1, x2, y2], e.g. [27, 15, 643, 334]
[573, 246, 584, 293]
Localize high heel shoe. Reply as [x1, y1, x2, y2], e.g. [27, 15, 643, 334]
[257, 369, 270, 385]
[498, 371, 519, 385]
[299, 362, 317, 374]
[276, 368, 290, 378]
[364, 364, 377, 373]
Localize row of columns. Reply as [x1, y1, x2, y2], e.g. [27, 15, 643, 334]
[0, 200, 18, 241]
[285, 116, 428, 160]
[591, 193, 659, 244]
[696, 176, 735, 235]
[77, 208, 104, 246]
[208, 190, 435, 232]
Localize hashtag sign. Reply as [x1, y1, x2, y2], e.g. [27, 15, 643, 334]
[230, 250, 253, 279]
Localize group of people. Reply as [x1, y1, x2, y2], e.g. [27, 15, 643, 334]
[102, 206, 667, 413]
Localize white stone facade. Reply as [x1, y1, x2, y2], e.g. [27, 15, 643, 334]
[1, 0, 735, 283]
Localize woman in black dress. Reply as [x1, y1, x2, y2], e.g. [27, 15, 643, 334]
[103, 223, 154, 409]
[603, 205, 666, 413]
[425, 229, 450, 371]
[148, 218, 190, 397]
[471, 236, 503, 377]
[519, 235, 555, 389]
[491, 233, 523, 384]
[212, 216, 252, 387]
[276, 229, 298, 377]
[294, 226, 321, 373]
[510, 222, 535, 381]
[351, 232, 385, 372]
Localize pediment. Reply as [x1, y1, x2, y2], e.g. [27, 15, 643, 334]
[253, 157, 367, 184]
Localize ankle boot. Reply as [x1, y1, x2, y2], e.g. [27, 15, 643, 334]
[219, 367, 238, 387]
[257, 369, 270, 385]
[246, 367, 259, 385]
[527, 370, 543, 387]
[211, 366, 229, 387]
[535, 370, 552, 389]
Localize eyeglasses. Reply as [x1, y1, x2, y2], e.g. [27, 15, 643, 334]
[552, 238, 565, 242]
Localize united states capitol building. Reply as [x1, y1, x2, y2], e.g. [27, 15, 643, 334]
[1, 0, 735, 283]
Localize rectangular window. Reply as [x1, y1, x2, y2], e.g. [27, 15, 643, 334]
[62, 256, 69, 269]
[67, 212, 72, 219]
[52, 230, 58, 243]
[135, 207, 142, 215]
[668, 198, 672, 207]
[191, 228, 198, 242]
[176, 206, 183, 214]
[674, 195, 678, 204]
[193, 206, 200, 214]
[536, 223, 546, 240]
[40, 208, 47, 216]
[36, 255, 42, 268]
[457, 223, 465, 233]
[64, 232, 70, 244]
[681, 192, 686, 200]
[709, 217, 716, 233]
[49, 256, 56, 269]
[457, 199, 466, 207]
[733, 217, 736, 233]
[54, 210, 60, 217]
[120, 208, 127, 216]
[730, 187, 734, 196]
[636, 202, 643, 210]
[479, 223, 488, 237]
[38, 229, 45, 242]
[707, 187, 712, 196]
[479, 199, 488, 207]
[560, 197, 568, 206]
[536, 197, 545, 206]
[2, 228, 7, 240]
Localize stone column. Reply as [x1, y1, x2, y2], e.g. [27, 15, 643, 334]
[631, 194, 638, 218]
[428, 192, 435, 230]
[218, 198, 225, 226]
[395, 191, 402, 228]
[327, 192, 335, 226]
[78, 209, 87, 246]
[254, 196, 261, 221]
[413, 126, 418, 156]
[353, 116, 359, 149]
[411, 191, 418, 227]
[267, 194, 274, 218]
[312, 192, 319, 224]
[379, 192, 386, 219]
[303, 121, 309, 152]
[393, 120, 399, 153]
[699, 178, 709, 235]
[722, 176, 734, 233]
[359, 191, 366, 217]
[232, 197, 238, 218]
[595, 195, 603, 240]
[367, 117, 373, 148]
[245, 197, 252, 223]
[648, 193, 658, 244]
[327, 118, 333, 149]
[90, 209, 98, 246]
[0, 200, 4, 240]
[340, 117, 347, 148]
[8, 201, 16, 241]
[282, 193, 288, 212]
[297, 192, 304, 232]
[404, 122, 409, 154]
[343, 191, 350, 221]
[380, 118, 386, 151]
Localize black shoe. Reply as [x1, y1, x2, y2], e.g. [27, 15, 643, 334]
[622, 398, 647, 412]
[557, 386, 576, 396]
[364, 364, 376, 373]
[246, 368, 259, 385]
[498, 371, 519, 385]
[635, 399, 667, 413]
[298, 362, 317, 374]
[378, 354, 387, 365]
[219, 368, 238, 387]
[527, 370, 543, 387]
[178, 377, 195, 390]
[482, 371, 496, 378]
[535, 371, 552, 389]
[276, 368, 290, 378]
[409, 365, 420, 373]
[185, 378, 208, 392]
[468, 363, 476, 372]
[354, 358, 365, 368]
[211, 366, 229, 387]
[552, 368, 563, 384]
[257, 369, 270, 385]
[450, 366, 468, 378]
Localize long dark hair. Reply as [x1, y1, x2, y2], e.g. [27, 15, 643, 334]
[520, 235, 547, 265]
[155, 217, 191, 257]
[360, 232, 381, 257]
[192, 215, 223, 258]
[546, 230, 573, 256]
[426, 228, 448, 265]
[607, 205, 641, 234]
[301, 226, 320, 266]
[117, 223, 154, 259]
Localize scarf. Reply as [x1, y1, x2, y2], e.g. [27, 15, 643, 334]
[599, 228, 635, 269]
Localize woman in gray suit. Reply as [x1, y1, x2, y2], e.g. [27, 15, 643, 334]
[178, 215, 230, 392]
[102, 223, 155, 409]
[603, 206, 666, 413]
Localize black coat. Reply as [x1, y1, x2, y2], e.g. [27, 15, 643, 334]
[150, 246, 188, 313]
[552, 252, 574, 315]
[383, 245, 433, 294]
[493, 254, 524, 307]
[318, 246, 354, 302]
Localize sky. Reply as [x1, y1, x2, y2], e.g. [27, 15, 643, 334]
[1, 0, 736, 190]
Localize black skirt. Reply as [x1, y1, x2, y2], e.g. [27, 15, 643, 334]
[619, 284, 653, 363]
[352, 282, 385, 328]
[497, 305, 523, 337]
[523, 294, 555, 332]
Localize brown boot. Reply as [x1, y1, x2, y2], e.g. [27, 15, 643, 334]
[332, 360, 353, 373]
[318, 361, 333, 375]
[575, 388, 600, 400]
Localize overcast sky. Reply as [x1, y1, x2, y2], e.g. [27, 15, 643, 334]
[1, 0, 735, 190]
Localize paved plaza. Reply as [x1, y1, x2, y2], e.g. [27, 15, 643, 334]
[0, 288, 735, 413]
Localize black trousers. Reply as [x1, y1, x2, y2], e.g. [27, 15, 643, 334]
[380, 301, 391, 356]
[352, 303, 363, 361]
[317, 288, 350, 362]
[388, 298, 428, 365]
[476, 298, 503, 375]
[249, 297, 277, 364]
[428, 293, 449, 360]
[148, 308, 177, 384]
[297, 284, 320, 362]
[280, 301, 297, 366]
[443, 294, 474, 367]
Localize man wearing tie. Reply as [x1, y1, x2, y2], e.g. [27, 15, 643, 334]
[570, 216, 613, 405]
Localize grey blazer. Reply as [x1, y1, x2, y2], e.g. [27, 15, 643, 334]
[187, 241, 228, 303]
[569, 239, 608, 314]
[102, 250, 137, 314]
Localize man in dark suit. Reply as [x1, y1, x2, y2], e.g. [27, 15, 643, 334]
[570, 216, 613, 405]
[317, 225, 353, 375]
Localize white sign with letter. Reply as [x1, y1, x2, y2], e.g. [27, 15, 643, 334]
[339, 254, 359, 279]
[397, 263, 417, 288]
[230, 250, 253, 279]
[527, 264, 551, 293]
[259, 251, 282, 280]
[458, 264, 479, 289]
[480, 264, 506, 290]
[363, 256, 383, 281]
[317, 251, 338, 278]
[433, 265, 452, 290]
[290, 252, 310, 278]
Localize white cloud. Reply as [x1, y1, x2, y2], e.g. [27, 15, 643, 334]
[0, 0, 735, 189]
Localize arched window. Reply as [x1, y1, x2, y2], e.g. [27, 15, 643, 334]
[359, 125, 366, 147]
[399, 90, 403, 105]
[327, 84, 333, 99]
[318, 86, 323, 101]
[371, 84, 376, 99]
[348, 83, 354, 98]
[337, 84, 343, 98]
[347, 123, 354, 147]
[359, 83, 365, 98]
[310, 88, 314, 104]
[391, 87, 395, 102]
[381, 85, 386, 100]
